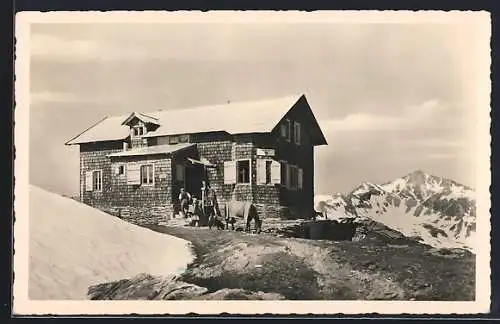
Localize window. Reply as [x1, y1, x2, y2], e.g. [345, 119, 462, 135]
[257, 159, 281, 185]
[265, 160, 272, 184]
[132, 126, 145, 136]
[116, 165, 125, 175]
[169, 136, 179, 144]
[179, 135, 189, 143]
[290, 165, 298, 189]
[281, 119, 291, 142]
[294, 121, 301, 145]
[280, 161, 287, 186]
[140, 164, 154, 185]
[92, 170, 102, 191]
[278, 163, 302, 190]
[237, 160, 250, 183]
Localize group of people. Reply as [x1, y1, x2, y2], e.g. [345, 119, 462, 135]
[178, 182, 224, 229]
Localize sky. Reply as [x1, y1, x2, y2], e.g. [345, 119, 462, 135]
[27, 17, 487, 197]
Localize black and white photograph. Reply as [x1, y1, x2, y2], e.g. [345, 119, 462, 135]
[13, 10, 491, 315]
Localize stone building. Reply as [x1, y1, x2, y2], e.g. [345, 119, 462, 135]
[65, 94, 328, 225]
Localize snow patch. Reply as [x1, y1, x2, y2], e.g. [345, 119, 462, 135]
[29, 185, 195, 300]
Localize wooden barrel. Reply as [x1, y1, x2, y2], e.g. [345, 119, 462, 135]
[308, 220, 331, 240]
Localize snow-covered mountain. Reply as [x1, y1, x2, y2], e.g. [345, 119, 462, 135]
[314, 170, 476, 252]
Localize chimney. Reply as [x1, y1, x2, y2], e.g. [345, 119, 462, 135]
[123, 142, 128, 151]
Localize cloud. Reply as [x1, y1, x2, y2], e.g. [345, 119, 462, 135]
[321, 99, 452, 133]
[30, 91, 81, 104]
[30, 91, 124, 106]
[425, 152, 468, 160]
[30, 33, 158, 62]
[30, 34, 102, 60]
[398, 138, 467, 149]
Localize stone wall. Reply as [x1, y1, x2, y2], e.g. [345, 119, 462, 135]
[98, 205, 172, 226]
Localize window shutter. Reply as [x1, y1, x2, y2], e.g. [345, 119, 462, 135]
[127, 163, 141, 185]
[114, 165, 120, 175]
[298, 168, 303, 189]
[271, 160, 281, 184]
[286, 164, 291, 188]
[286, 120, 291, 142]
[294, 122, 301, 145]
[223, 161, 236, 184]
[256, 159, 266, 185]
[85, 171, 93, 191]
[280, 124, 287, 138]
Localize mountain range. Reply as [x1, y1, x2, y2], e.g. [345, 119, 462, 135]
[314, 170, 476, 252]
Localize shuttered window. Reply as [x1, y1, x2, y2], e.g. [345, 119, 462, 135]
[114, 164, 125, 175]
[257, 160, 274, 185]
[141, 164, 154, 185]
[224, 160, 252, 184]
[278, 163, 302, 190]
[85, 170, 102, 192]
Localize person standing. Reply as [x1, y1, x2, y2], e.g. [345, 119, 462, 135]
[203, 182, 222, 228]
[178, 188, 191, 218]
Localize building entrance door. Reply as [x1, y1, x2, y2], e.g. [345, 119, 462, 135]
[185, 163, 202, 200]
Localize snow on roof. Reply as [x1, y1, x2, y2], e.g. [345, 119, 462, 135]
[65, 114, 131, 145]
[107, 143, 195, 157]
[122, 112, 160, 126]
[144, 94, 304, 138]
[66, 94, 307, 145]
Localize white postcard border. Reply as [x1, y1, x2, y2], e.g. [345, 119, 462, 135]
[13, 10, 492, 315]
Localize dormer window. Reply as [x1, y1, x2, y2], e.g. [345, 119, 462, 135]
[132, 126, 145, 137]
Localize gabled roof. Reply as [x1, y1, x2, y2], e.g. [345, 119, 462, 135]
[121, 112, 160, 126]
[65, 115, 131, 145]
[107, 143, 195, 157]
[65, 94, 327, 146]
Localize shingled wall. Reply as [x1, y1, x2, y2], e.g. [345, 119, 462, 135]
[80, 141, 123, 207]
[80, 141, 173, 225]
[107, 155, 172, 225]
[80, 123, 315, 225]
[191, 133, 290, 219]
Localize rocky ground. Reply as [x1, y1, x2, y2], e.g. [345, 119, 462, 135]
[88, 220, 475, 301]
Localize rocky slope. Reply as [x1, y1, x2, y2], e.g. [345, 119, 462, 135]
[314, 171, 476, 252]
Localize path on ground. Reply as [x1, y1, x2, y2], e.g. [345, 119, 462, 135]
[147, 225, 475, 300]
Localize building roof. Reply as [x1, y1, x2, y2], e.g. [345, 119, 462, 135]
[66, 94, 327, 146]
[121, 112, 160, 126]
[107, 143, 195, 158]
